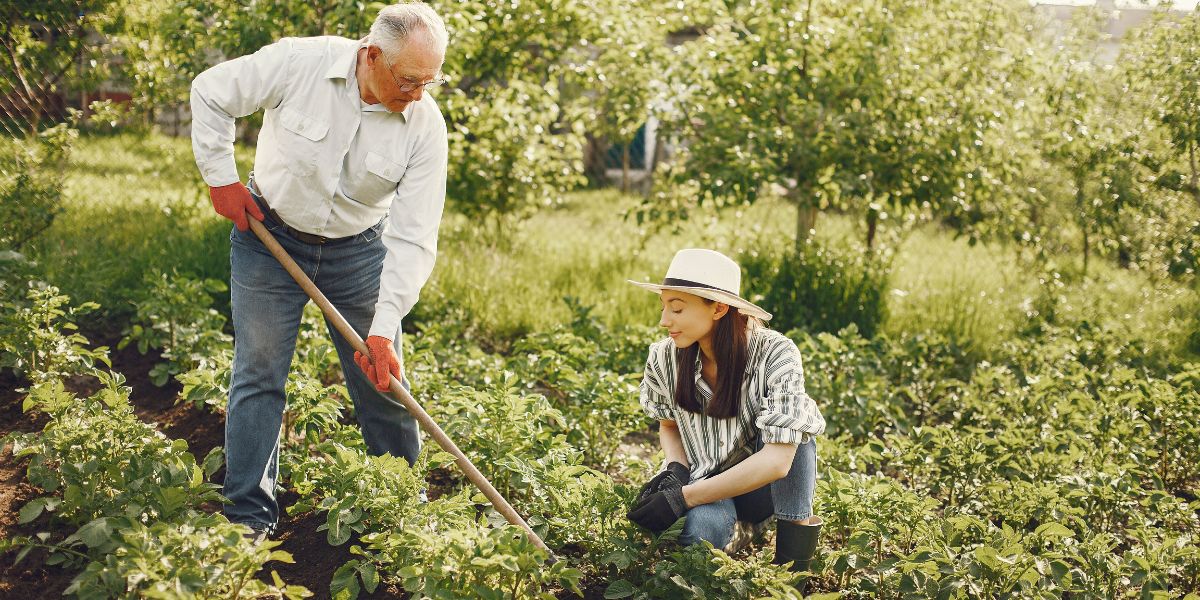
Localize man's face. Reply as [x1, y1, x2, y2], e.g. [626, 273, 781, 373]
[367, 39, 443, 113]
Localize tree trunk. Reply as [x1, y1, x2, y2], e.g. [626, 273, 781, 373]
[1189, 141, 1199, 207]
[866, 208, 878, 250]
[621, 145, 630, 194]
[581, 133, 608, 187]
[28, 105, 41, 136]
[645, 133, 665, 197]
[795, 202, 817, 247]
[1082, 225, 1090, 276]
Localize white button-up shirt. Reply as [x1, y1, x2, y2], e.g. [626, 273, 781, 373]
[190, 35, 448, 340]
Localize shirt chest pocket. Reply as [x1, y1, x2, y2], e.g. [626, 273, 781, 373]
[278, 107, 329, 177]
[350, 150, 407, 205]
[365, 151, 406, 183]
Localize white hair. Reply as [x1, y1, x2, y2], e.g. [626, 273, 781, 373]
[369, 3, 449, 61]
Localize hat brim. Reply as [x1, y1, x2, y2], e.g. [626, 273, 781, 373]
[627, 280, 773, 321]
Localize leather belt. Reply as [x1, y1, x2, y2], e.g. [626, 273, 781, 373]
[246, 179, 355, 245]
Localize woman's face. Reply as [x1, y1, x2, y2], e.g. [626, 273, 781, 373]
[659, 290, 727, 349]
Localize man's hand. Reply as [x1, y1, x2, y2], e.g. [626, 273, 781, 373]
[354, 335, 401, 392]
[209, 182, 264, 231]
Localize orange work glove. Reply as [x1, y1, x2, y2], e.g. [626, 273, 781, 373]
[354, 335, 401, 392]
[209, 182, 264, 231]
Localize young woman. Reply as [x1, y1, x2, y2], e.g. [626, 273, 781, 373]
[625, 248, 826, 584]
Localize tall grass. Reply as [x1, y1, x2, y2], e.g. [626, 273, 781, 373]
[28, 133, 250, 329]
[884, 228, 1036, 359]
[418, 190, 800, 340]
[1050, 259, 1200, 364]
[31, 131, 1200, 365]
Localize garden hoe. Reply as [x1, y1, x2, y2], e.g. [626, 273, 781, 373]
[245, 216, 556, 562]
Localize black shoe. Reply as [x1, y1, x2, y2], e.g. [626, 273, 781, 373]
[775, 517, 822, 593]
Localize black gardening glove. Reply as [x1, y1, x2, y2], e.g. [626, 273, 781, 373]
[628, 472, 689, 532]
[635, 461, 690, 506]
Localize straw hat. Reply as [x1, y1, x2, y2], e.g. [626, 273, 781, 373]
[627, 249, 772, 321]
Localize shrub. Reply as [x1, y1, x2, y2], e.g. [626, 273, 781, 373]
[0, 125, 77, 251]
[66, 514, 309, 600]
[742, 238, 892, 338]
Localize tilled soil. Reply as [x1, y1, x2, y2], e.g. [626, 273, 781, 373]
[0, 340, 407, 599]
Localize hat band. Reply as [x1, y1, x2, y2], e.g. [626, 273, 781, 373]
[662, 277, 736, 296]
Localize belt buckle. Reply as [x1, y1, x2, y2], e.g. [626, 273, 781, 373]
[296, 227, 327, 245]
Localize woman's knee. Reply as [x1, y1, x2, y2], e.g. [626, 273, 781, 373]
[679, 503, 735, 548]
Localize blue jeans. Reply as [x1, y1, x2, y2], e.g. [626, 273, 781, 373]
[679, 438, 817, 548]
[223, 192, 421, 532]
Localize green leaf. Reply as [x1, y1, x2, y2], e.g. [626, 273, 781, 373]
[360, 561, 379, 593]
[202, 447, 225, 479]
[74, 518, 114, 548]
[269, 550, 296, 564]
[283, 584, 313, 600]
[1033, 522, 1074, 539]
[604, 580, 635, 599]
[331, 561, 362, 600]
[18, 498, 47, 524]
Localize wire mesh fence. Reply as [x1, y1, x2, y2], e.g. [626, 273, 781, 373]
[0, 2, 99, 251]
[0, 2, 103, 139]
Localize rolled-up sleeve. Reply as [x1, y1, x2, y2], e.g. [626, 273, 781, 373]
[756, 337, 826, 445]
[368, 115, 449, 340]
[190, 39, 292, 187]
[639, 346, 675, 421]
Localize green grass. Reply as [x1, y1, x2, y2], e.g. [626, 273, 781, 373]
[29, 132, 252, 328]
[31, 131, 1200, 364]
[422, 188, 803, 339]
[884, 227, 1037, 358]
[1052, 259, 1200, 363]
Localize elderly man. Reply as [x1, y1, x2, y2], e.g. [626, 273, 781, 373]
[189, 3, 449, 536]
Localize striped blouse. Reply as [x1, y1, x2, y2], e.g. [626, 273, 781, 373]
[639, 324, 826, 481]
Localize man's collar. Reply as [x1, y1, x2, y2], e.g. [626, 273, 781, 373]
[361, 98, 418, 122]
[324, 38, 362, 80]
[335, 40, 416, 122]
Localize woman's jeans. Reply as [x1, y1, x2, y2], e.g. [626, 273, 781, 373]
[679, 438, 817, 548]
[223, 192, 421, 532]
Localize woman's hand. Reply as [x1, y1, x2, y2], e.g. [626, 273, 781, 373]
[635, 461, 690, 505]
[627, 473, 689, 532]
[676, 443, 798, 508]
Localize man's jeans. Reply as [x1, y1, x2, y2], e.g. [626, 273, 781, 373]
[224, 193, 420, 532]
[678, 438, 817, 548]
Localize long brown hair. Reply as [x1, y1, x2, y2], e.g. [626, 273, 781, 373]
[674, 301, 752, 419]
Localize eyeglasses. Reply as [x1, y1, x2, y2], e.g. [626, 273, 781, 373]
[380, 53, 445, 93]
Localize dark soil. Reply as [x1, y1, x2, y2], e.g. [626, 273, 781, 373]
[0, 369, 75, 599]
[0, 338, 404, 599]
[268, 490, 407, 599]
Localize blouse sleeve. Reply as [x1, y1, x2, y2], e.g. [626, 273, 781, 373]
[639, 344, 675, 421]
[756, 335, 826, 445]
